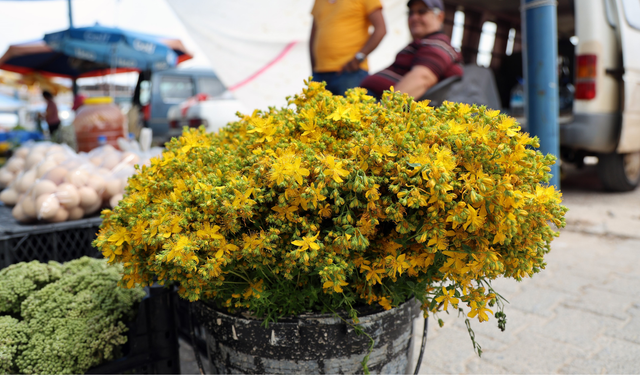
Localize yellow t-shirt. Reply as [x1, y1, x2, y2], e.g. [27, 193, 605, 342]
[312, 0, 382, 73]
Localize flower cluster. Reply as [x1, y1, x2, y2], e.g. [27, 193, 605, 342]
[95, 81, 566, 330]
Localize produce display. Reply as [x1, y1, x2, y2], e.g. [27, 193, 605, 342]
[0, 257, 146, 374]
[0, 142, 155, 223]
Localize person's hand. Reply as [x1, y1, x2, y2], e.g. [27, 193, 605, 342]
[340, 58, 361, 73]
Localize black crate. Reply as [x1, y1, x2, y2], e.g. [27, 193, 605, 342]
[87, 284, 180, 374]
[0, 205, 103, 268]
[174, 293, 209, 358]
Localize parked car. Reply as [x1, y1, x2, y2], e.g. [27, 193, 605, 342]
[132, 67, 242, 143]
[166, 90, 245, 138]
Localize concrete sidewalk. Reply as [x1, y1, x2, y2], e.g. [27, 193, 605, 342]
[417, 230, 640, 374]
[417, 166, 640, 374]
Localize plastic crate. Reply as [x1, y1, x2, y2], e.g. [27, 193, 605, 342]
[86, 285, 180, 374]
[5, 130, 45, 144]
[0, 205, 103, 268]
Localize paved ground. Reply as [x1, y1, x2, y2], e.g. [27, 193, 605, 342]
[180, 164, 640, 374]
[416, 164, 640, 374]
[179, 338, 210, 375]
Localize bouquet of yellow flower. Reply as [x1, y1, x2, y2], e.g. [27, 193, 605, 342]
[95, 81, 566, 350]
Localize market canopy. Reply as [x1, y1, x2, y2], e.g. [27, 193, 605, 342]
[44, 24, 189, 71]
[0, 26, 192, 78]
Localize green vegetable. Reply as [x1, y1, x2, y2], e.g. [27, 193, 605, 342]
[0, 316, 28, 374]
[0, 261, 62, 315]
[0, 257, 146, 374]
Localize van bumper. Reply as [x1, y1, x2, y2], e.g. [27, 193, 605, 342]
[560, 113, 621, 153]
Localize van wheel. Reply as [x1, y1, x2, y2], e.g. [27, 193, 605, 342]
[597, 151, 640, 191]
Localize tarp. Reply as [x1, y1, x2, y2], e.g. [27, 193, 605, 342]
[166, 0, 411, 111]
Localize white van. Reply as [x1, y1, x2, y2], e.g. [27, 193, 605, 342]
[440, 0, 640, 191]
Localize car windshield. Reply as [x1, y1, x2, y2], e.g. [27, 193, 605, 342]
[198, 76, 226, 97]
[160, 76, 194, 102]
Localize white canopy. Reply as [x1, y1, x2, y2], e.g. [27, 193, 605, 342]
[166, 0, 411, 111]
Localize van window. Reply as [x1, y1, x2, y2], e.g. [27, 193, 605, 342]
[506, 28, 516, 56]
[198, 76, 226, 97]
[139, 80, 151, 106]
[604, 0, 617, 27]
[477, 21, 497, 67]
[160, 76, 194, 102]
[451, 10, 465, 51]
[621, 0, 640, 30]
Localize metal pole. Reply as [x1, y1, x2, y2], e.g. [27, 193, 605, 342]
[521, 0, 560, 188]
[110, 45, 116, 98]
[67, 0, 73, 28]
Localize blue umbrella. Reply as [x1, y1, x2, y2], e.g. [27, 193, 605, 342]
[43, 24, 180, 71]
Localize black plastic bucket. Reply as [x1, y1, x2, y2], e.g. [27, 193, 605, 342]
[194, 299, 421, 374]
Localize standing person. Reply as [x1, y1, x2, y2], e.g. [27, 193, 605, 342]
[360, 0, 463, 100]
[310, 0, 387, 96]
[41, 91, 61, 139]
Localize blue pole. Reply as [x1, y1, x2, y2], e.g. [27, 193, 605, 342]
[67, 0, 73, 28]
[68, 0, 78, 95]
[521, 0, 560, 188]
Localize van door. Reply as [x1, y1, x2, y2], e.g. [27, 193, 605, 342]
[614, 0, 640, 153]
[149, 74, 195, 138]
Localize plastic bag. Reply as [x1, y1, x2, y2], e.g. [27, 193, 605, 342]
[13, 157, 104, 223]
[0, 143, 76, 206]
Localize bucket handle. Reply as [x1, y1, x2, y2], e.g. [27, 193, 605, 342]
[413, 316, 429, 375]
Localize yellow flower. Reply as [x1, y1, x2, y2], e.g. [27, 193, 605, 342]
[102, 246, 122, 263]
[498, 116, 521, 137]
[463, 205, 485, 232]
[166, 235, 191, 262]
[323, 279, 348, 293]
[232, 188, 256, 208]
[286, 157, 310, 185]
[317, 155, 349, 183]
[435, 287, 459, 311]
[318, 204, 332, 218]
[467, 301, 493, 322]
[385, 253, 410, 278]
[328, 104, 351, 121]
[291, 232, 320, 252]
[108, 227, 130, 247]
[362, 265, 386, 285]
[197, 222, 224, 240]
[379, 297, 392, 310]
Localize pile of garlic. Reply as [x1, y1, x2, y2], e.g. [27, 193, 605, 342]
[0, 142, 148, 223]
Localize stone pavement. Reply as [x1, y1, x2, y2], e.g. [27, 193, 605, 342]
[179, 165, 640, 374]
[415, 165, 640, 374]
[179, 337, 210, 375]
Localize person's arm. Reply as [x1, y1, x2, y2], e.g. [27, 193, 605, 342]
[394, 65, 438, 99]
[310, 20, 317, 72]
[341, 8, 387, 73]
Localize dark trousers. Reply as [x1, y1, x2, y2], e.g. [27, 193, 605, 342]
[48, 121, 61, 135]
[311, 69, 369, 96]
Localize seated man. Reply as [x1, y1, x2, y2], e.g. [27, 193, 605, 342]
[360, 0, 463, 100]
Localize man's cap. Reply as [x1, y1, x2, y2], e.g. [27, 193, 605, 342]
[407, 0, 444, 10]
